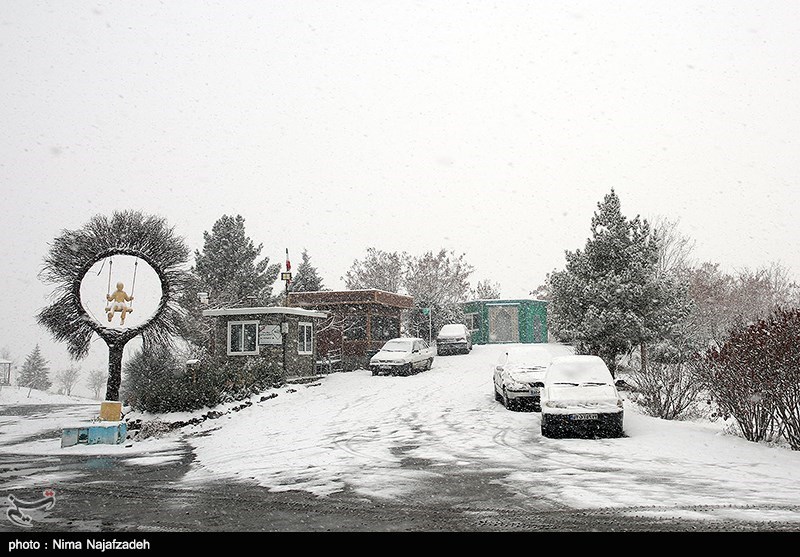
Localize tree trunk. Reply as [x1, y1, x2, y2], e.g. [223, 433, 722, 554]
[105, 342, 125, 402]
[641, 342, 648, 374]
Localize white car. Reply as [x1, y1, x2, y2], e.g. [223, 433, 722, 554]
[435, 323, 473, 355]
[369, 337, 435, 376]
[492, 345, 548, 411]
[540, 355, 624, 438]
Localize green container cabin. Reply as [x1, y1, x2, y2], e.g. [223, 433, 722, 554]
[462, 299, 548, 345]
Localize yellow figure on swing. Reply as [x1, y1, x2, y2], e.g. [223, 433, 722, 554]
[105, 282, 134, 325]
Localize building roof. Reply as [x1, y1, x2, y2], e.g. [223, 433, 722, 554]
[464, 298, 548, 305]
[288, 289, 414, 309]
[202, 307, 328, 319]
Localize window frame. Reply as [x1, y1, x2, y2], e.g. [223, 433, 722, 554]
[465, 313, 480, 332]
[298, 321, 313, 355]
[227, 320, 260, 356]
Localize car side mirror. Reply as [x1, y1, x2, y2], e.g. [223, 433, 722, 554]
[496, 365, 504, 371]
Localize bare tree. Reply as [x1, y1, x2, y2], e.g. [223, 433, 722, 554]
[471, 279, 501, 300]
[651, 216, 696, 279]
[86, 369, 107, 400]
[55, 366, 81, 396]
[404, 249, 474, 338]
[342, 248, 405, 293]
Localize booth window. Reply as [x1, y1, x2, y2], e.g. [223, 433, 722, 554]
[465, 313, 480, 332]
[228, 321, 259, 355]
[343, 315, 367, 341]
[298, 322, 313, 355]
[371, 315, 399, 341]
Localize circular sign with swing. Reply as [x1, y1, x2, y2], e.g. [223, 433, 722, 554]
[37, 211, 190, 403]
[80, 255, 160, 330]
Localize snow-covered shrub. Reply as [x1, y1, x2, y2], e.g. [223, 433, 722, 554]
[692, 307, 800, 448]
[211, 356, 284, 402]
[137, 418, 172, 439]
[121, 345, 226, 413]
[627, 361, 704, 420]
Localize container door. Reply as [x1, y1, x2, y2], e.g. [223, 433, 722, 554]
[488, 305, 519, 343]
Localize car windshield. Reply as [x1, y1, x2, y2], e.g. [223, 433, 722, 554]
[380, 340, 412, 352]
[500, 346, 551, 368]
[545, 356, 614, 386]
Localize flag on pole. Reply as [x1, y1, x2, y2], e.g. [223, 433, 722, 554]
[285, 248, 291, 272]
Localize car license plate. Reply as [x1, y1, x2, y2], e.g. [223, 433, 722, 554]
[569, 414, 598, 421]
[379, 366, 391, 370]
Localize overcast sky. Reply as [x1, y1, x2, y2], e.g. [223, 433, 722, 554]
[1, 1, 799, 375]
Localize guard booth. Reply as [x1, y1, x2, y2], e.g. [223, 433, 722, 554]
[462, 299, 548, 345]
[202, 306, 328, 381]
[287, 289, 414, 371]
[0, 359, 11, 385]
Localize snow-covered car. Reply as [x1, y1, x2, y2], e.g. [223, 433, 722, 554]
[540, 355, 624, 438]
[492, 346, 548, 411]
[435, 323, 472, 355]
[369, 337, 435, 376]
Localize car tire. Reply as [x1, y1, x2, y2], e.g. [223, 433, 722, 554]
[608, 415, 624, 438]
[426, 358, 433, 370]
[503, 388, 516, 411]
[541, 419, 558, 438]
[494, 386, 503, 402]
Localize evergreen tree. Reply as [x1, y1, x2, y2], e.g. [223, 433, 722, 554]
[288, 249, 326, 292]
[180, 215, 280, 346]
[342, 248, 405, 293]
[193, 215, 279, 306]
[548, 189, 690, 375]
[18, 345, 51, 393]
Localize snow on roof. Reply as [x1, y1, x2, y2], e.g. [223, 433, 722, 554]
[202, 307, 328, 319]
[465, 298, 548, 304]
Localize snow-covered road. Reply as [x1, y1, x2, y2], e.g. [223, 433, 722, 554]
[186, 343, 800, 523]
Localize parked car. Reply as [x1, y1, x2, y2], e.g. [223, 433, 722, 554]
[435, 323, 473, 355]
[492, 345, 548, 411]
[540, 355, 624, 438]
[369, 337, 435, 376]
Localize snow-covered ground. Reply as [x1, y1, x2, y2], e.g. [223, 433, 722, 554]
[3, 343, 800, 525]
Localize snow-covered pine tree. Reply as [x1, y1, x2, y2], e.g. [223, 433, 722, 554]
[548, 189, 690, 375]
[18, 345, 51, 394]
[288, 249, 326, 292]
[342, 248, 405, 293]
[193, 215, 279, 306]
[180, 214, 280, 347]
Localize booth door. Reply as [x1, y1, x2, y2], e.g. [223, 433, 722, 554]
[488, 305, 519, 343]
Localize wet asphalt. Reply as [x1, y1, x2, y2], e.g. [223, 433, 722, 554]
[1, 403, 799, 533]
